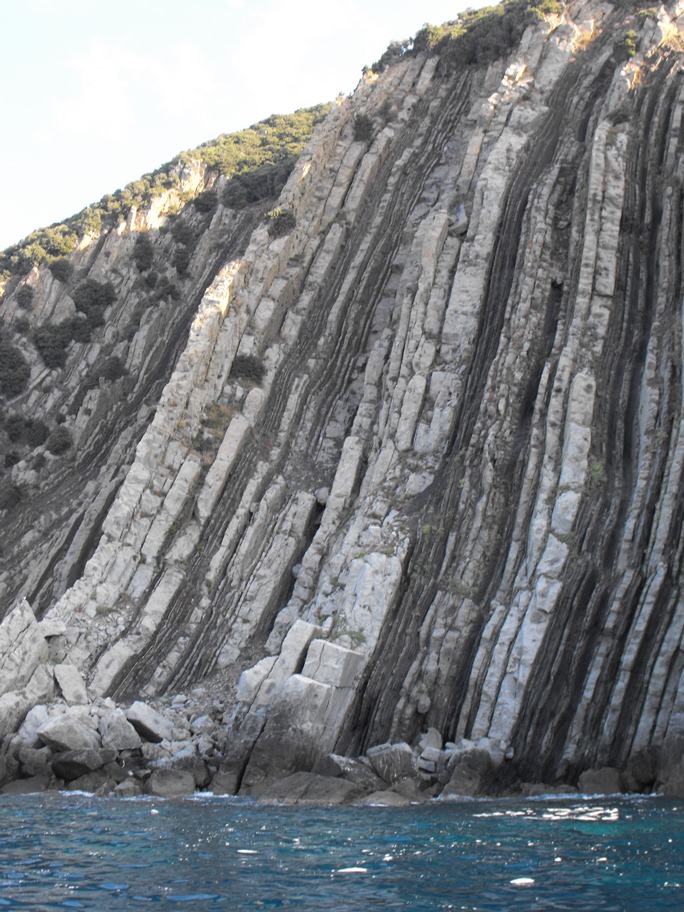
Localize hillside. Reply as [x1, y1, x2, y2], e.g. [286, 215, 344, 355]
[1, 0, 683, 801]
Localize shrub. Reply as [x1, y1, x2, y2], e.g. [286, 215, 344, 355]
[72, 278, 116, 315]
[193, 191, 218, 214]
[173, 246, 190, 276]
[155, 277, 180, 301]
[26, 419, 49, 447]
[67, 316, 92, 342]
[265, 208, 296, 238]
[222, 159, 295, 209]
[0, 338, 30, 396]
[230, 353, 266, 384]
[49, 259, 74, 283]
[16, 286, 34, 309]
[170, 221, 195, 247]
[4, 415, 49, 447]
[353, 114, 374, 142]
[34, 323, 73, 368]
[133, 235, 155, 271]
[615, 31, 638, 61]
[14, 317, 30, 336]
[86, 355, 127, 389]
[46, 425, 72, 455]
[5, 414, 25, 442]
[0, 480, 23, 510]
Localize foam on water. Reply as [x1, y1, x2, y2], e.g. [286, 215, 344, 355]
[0, 793, 681, 910]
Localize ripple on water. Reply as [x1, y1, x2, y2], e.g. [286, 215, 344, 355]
[0, 795, 681, 910]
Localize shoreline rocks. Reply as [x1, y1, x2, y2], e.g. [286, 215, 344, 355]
[2, 701, 681, 804]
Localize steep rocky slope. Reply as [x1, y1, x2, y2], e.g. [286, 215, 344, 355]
[1, 0, 684, 796]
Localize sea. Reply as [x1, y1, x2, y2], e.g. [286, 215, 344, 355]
[0, 793, 681, 910]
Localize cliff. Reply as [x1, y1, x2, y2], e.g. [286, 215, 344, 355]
[1, 0, 684, 799]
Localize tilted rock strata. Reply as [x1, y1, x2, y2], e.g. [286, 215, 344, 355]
[1, 0, 684, 796]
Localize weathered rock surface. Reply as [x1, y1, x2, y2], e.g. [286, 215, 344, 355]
[145, 768, 196, 797]
[1, 0, 684, 799]
[126, 701, 175, 743]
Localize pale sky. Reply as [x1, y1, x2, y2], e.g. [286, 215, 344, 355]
[0, 0, 489, 250]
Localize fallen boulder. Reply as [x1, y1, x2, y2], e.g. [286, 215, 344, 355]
[99, 709, 142, 751]
[255, 772, 368, 805]
[366, 742, 417, 784]
[145, 768, 196, 797]
[441, 748, 494, 797]
[37, 715, 101, 753]
[127, 702, 175, 743]
[53, 665, 88, 705]
[578, 767, 623, 795]
[51, 749, 115, 781]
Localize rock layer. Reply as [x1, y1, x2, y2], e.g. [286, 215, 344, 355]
[1, 0, 684, 794]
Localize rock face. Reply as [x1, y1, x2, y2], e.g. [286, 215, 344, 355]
[1, 1, 684, 796]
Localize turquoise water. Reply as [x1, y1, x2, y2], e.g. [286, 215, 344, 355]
[0, 794, 681, 910]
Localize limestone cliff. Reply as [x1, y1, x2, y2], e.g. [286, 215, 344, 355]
[1, 0, 684, 793]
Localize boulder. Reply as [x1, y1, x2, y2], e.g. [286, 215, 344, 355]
[53, 665, 88, 705]
[629, 747, 658, 787]
[210, 769, 239, 795]
[15, 705, 50, 747]
[169, 746, 211, 787]
[360, 790, 411, 807]
[312, 753, 386, 791]
[51, 749, 114, 781]
[367, 742, 417, 784]
[658, 760, 684, 797]
[145, 768, 196, 797]
[126, 701, 175, 743]
[418, 728, 443, 752]
[441, 748, 493, 797]
[0, 599, 48, 697]
[37, 715, 101, 753]
[0, 774, 50, 794]
[255, 772, 367, 805]
[18, 745, 53, 777]
[114, 778, 143, 798]
[578, 767, 623, 795]
[99, 709, 142, 751]
[64, 770, 112, 793]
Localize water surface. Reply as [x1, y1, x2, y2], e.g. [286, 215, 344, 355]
[0, 793, 681, 910]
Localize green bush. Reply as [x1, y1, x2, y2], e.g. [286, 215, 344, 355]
[34, 323, 73, 368]
[170, 221, 195, 247]
[222, 160, 295, 209]
[16, 286, 34, 309]
[133, 235, 155, 271]
[353, 114, 374, 142]
[230, 353, 266, 384]
[0, 104, 330, 280]
[86, 355, 127, 389]
[47, 425, 72, 455]
[4, 415, 49, 447]
[615, 31, 638, 61]
[5, 414, 25, 442]
[265, 208, 296, 238]
[72, 278, 116, 316]
[49, 259, 74, 283]
[173, 246, 190, 276]
[0, 480, 23, 511]
[0, 338, 30, 396]
[26, 419, 49, 447]
[193, 191, 218, 214]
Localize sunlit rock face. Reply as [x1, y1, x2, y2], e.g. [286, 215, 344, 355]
[1, 0, 684, 788]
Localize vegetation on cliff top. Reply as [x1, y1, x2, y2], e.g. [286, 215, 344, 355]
[0, 104, 330, 280]
[368, 0, 564, 73]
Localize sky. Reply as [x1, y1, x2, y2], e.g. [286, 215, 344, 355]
[0, 0, 490, 251]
